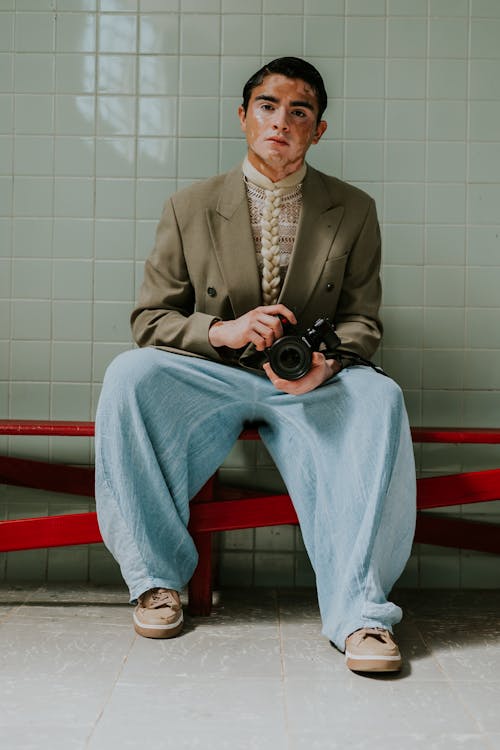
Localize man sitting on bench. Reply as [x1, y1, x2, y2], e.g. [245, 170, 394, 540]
[95, 57, 416, 674]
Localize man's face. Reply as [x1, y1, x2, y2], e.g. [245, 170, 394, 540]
[238, 73, 327, 182]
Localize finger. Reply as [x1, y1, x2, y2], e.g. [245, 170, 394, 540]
[259, 304, 297, 326]
[253, 320, 279, 348]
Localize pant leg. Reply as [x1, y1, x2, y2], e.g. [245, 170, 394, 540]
[255, 366, 416, 651]
[95, 348, 259, 601]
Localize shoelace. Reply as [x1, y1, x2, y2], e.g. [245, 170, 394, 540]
[349, 627, 392, 646]
[145, 588, 180, 611]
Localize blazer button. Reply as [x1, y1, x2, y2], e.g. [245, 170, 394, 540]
[326, 282, 334, 292]
[207, 286, 217, 297]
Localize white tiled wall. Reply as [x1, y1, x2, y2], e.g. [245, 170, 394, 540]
[1, 0, 499, 587]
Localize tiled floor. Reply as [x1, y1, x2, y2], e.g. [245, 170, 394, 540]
[0, 586, 499, 750]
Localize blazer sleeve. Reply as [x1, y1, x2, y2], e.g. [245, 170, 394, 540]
[334, 198, 383, 360]
[130, 198, 222, 360]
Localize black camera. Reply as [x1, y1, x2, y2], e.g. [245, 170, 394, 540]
[267, 317, 341, 381]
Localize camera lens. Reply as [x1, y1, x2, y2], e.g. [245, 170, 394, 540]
[268, 336, 311, 380]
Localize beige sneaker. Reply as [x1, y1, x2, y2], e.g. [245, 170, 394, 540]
[345, 627, 402, 673]
[133, 588, 184, 639]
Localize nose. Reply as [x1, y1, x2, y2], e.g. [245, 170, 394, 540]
[272, 107, 289, 131]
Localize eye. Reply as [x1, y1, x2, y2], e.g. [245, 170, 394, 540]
[260, 103, 274, 111]
[292, 109, 307, 118]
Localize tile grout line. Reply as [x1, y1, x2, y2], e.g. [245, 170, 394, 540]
[276, 589, 294, 750]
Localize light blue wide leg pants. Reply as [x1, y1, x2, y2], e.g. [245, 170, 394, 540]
[95, 348, 416, 650]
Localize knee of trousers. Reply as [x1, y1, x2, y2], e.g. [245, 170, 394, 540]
[100, 348, 167, 403]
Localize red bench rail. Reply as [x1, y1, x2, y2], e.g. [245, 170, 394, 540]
[1, 419, 499, 614]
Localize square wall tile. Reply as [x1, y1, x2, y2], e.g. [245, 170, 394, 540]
[0, 94, 13, 133]
[345, 58, 385, 98]
[181, 14, 220, 55]
[385, 142, 425, 182]
[52, 341, 92, 382]
[53, 259, 93, 300]
[179, 97, 219, 137]
[138, 97, 176, 136]
[15, 12, 55, 52]
[136, 179, 174, 220]
[387, 60, 426, 99]
[56, 95, 95, 135]
[346, 18, 385, 57]
[467, 227, 500, 266]
[52, 300, 92, 341]
[14, 136, 54, 176]
[95, 179, 135, 219]
[343, 141, 383, 182]
[386, 100, 426, 140]
[93, 301, 133, 343]
[139, 13, 179, 54]
[387, 18, 427, 57]
[466, 309, 500, 349]
[262, 16, 303, 57]
[427, 184, 466, 225]
[470, 101, 500, 141]
[471, 17, 500, 58]
[13, 177, 53, 217]
[51, 383, 92, 419]
[94, 219, 135, 259]
[384, 183, 425, 224]
[425, 226, 465, 266]
[97, 96, 135, 136]
[387, 0, 427, 14]
[424, 307, 465, 349]
[428, 142, 466, 183]
[14, 53, 54, 93]
[467, 268, 500, 308]
[11, 341, 51, 381]
[12, 259, 52, 299]
[53, 218, 94, 259]
[13, 218, 52, 258]
[222, 15, 261, 56]
[99, 14, 137, 54]
[425, 266, 465, 307]
[429, 60, 467, 99]
[15, 94, 54, 134]
[94, 260, 134, 301]
[98, 55, 136, 95]
[383, 224, 424, 265]
[55, 54, 96, 94]
[139, 55, 179, 96]
[56, 12, 96, 53]
[469, 143, 500, 183]
[383, 266, 424, 307]
[469, 60, 500, 100]
[345, 100, 384, 140]
[10, 383, 50, 418]
[54, 177, 94, 218]
[54, 136, 95, 177]
[178, 138, 219, 178]
[427, 100, 467, 141]
[346, 0, 385, 13]
[468, 184, 500, 224]
[95, 138, 135, 177]
[182, 55, 221, 96]
[429, 18, 468, 58]
[305, 16, 344, 57]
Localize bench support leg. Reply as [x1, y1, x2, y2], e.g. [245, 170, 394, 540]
[188, 531, 213, 616]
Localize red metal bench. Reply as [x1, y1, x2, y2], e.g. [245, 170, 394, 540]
[1, 419, 499, 614]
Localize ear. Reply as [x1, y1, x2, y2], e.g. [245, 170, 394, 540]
[238, 104, 247, 133]
[312, 119, 327, 145]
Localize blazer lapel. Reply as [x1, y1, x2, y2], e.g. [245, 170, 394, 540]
[206, 166, 262, 318]
[279, 166, 344, 320]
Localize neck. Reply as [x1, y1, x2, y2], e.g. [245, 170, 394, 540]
[242, 155, 306, 191]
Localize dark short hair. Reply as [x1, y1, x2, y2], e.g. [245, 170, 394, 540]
[242, 57, 328, 123]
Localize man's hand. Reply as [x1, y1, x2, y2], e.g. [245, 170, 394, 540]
[263, 351, 342, 395]
[208, 304, 297, 351]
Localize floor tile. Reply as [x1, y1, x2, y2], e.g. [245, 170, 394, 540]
[451, 682, 500, 731]
[88, 679, 289, 750]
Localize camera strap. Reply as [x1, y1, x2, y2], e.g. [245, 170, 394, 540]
[326, 349, 389, 378]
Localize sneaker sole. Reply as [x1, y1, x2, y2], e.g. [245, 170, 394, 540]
[345, 652, 402, 673]
[133, 611, 184, 639]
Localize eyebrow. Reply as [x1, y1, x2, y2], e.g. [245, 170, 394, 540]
[254, 94, 315, 112]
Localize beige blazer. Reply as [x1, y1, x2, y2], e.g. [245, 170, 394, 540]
[131, 162, 382, 371]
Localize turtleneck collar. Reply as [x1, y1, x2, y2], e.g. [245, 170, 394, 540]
[242, 156, 307, 191]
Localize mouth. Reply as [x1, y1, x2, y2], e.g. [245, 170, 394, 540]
[267, 137, 288, 146]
